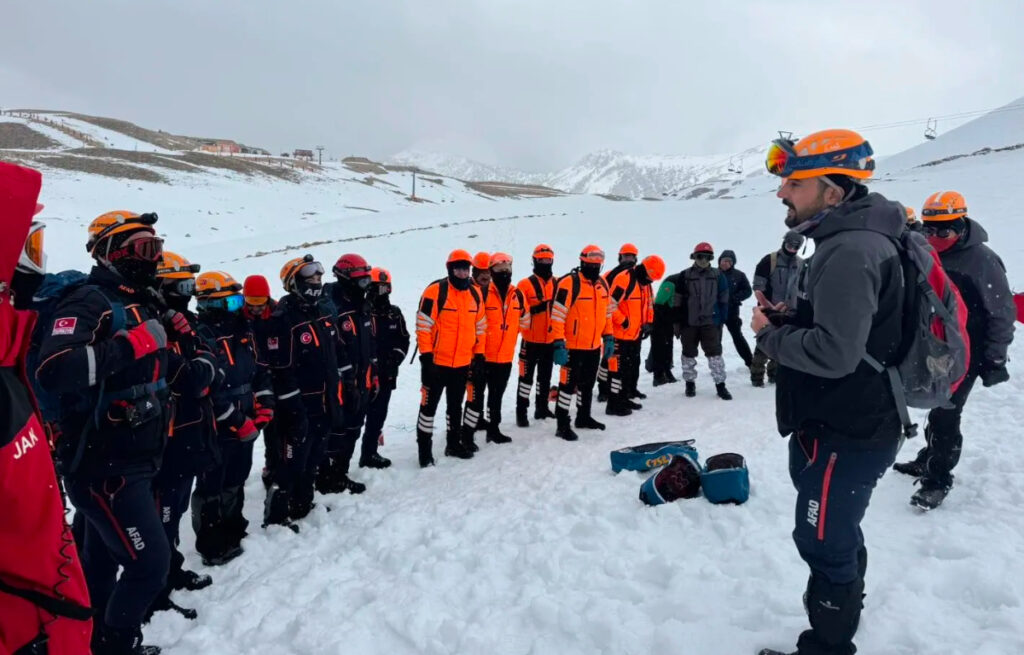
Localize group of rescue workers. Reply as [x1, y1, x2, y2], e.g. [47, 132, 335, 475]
[0, 126, 1016, 655]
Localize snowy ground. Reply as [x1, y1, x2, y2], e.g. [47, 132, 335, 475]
[20, 108, 1024, 654]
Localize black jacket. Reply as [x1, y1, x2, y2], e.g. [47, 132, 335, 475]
[322, 283, 377, 393]
[371, 300, 410, 390]
[936, 219, 1015, 368]
[719, 266, 752, 320]
[164, 308, 220, 475]
[198, 310, 274, 437]
[757, 190, 906, 439]
[36, 266, 178, 479]
[258, 293, 343, 427]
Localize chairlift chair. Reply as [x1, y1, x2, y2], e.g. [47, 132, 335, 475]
[924, 118, 938, 140]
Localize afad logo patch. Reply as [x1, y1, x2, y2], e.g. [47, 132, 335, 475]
[266, 337, 279, 351]
[51, 317, 77, 336]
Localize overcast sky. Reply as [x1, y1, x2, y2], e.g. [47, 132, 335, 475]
[3, 1, 1023, 171]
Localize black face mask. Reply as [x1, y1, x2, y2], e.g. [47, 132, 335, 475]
[580, 263, 601, 281]
[164, 293, 192, 313]
[492, 271, 513, 288]
[295, 278, 323, 302]
[113, 258, 159, 286]
[449, 274, 471, 291]
[533, 262, 553, 279]
[10, 270, 44, 310]
[636, 267, 651, 286]
[371, 290, 391, 308]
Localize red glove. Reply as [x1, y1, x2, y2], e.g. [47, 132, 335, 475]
[254, 405, 274, 429]
[232, 418, 258, 442]
[165, 310, 193, 336]
[118, 319, 168, 359]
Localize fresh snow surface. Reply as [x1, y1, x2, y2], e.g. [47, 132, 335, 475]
[25, 108, 1024, 655]
[41, 114, 179, 153]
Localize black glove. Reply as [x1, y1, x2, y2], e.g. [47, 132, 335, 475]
[641, 323, 653, 339]
[981, 360, 1010, 387]
[420, 353, 435, 388]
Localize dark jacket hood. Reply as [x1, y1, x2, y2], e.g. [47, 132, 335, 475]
[805, 191, 905, 243]
[952, 217, 989, 251]
[719, 250, 737, 264]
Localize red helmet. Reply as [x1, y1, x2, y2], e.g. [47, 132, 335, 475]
[333, 253, 371, 279]
[692, 242, 714, 256]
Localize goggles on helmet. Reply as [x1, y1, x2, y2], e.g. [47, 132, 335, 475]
[298, 261, 325, 279]
[245, 295, 269, 307]
[109, 234, 164, 263]
[18, 221, 46, 275]
[199, 293, 245, 312]
[166, 278, 196, 297]
[765, 138, 875, 178]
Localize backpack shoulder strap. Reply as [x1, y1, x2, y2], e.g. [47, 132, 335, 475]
[529, 274, 544, 301]
[436, 279, 449, 314]
[769, 251, 778, 275]
[623, 270, 637, 300]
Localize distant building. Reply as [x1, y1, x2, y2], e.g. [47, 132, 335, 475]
[293, 149, 315, 160]
[200, 140, 241, 154]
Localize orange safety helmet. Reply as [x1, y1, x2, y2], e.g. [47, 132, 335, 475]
[905, 206, 918, 224]
[489, 252, 513, 268]
[86, 210, 158, 255]
[196, 271, 242, 299]
[619, 243, 639, 257]
[472, 251, 491, 270]
[156, 251, 200, 280]
[532, 244, 555, 260]
[921, 191, 968, 222]
[447, 249, 473, 266]
[279, 254, 324, 292]
[369, 267, 391, 284]
[641, 255, 666, 281]
[766, 129, 875, 181]
[579, 245, 606, 264]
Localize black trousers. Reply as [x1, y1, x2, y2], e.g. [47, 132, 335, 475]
[917, 368, 979, 486]
[724, 314, 753, 366]
[66, 474, 170, 632]
[609, 338, 642, 400]
[464, 362, 514, 431]
[193, 436, 254, 558]
[516, 341, 554, 413]
[362, 385, 393, 457]
[417, 365, 470, 453]
[647, 318, 675, 374]
[556, 348, 601, 426]
[154, 466, 193, 578]
[265, 413, 329, 524]
[317, 392, 368, 489]
[788, 423, 899, 654]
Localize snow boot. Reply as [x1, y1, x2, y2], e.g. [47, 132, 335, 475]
[605, 397, 632, 417]
[200, 544, 243, 568]
[534, 403, 556, 420]
[893, 447, 928, 477]
[555, 422, 579, 441]
[359, 453, 392, 469]
[716, 383, 733, 400]
[417, 434, 436, 467]
[757, 650, 794, 655]
[337, 475, 366, 494]
[575, 415, 606, 431]
[685, 381, 696, 397]
[631, 390, 648, 400]
[169, 568, 212, 592]
[146, 588, 198, 622]
[626, 399, 643, 410]
[911, 479, 951, 510]
[751, 376, 765, 388]
[463, 432, 480, 453]
[97, 625, 161, 655]
[445, 430, 474, 460]
[486, 424, 512, 443]
[516, 406, 530, 428]
[652, 371, 670, 387]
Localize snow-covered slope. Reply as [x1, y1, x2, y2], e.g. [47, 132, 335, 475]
[391, 148, 752, 199]
[22, 114, 1024, 655]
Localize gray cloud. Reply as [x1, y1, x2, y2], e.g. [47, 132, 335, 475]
[2, 0, 1022, 170]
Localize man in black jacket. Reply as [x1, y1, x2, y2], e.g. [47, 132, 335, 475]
[718, 250, 753, 368]
[754, 130, 902, 655]
[363, 268, 409, 468]
[259, 255, 344, 528]
[893, 191, 1014, 509]
[751, 232, 805, 386]
[37, 211, 191, 654]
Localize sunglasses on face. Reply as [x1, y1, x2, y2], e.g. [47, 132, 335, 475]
[694, 253, 713, 261]
[921, 225, 960, 238]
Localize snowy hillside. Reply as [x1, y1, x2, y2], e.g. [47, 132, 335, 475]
[390, 147, 755, 199]
[16, 99, 1024, 655]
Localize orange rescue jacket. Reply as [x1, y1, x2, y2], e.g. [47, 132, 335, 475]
[549, 271, 612, 351]
[483, 285, 529, 363]
[608, 268, 654, 341]
[517, 274, 555, 344]
[416, 279, 486, 368]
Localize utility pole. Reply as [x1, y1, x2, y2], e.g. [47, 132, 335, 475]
[316, 145, 324, 166]
[411, 171, 417, 200]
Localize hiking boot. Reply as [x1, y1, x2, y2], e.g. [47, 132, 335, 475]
[893, 455, 927, 477]
[626, 399, 643, 410]
[757, 650, 794, 655]
[575, 416, 606, 431]
[597, 390, 609, 403]
[751, 377, 765, 388]
[359, 453, 392, 469]
[169, 568, 212, 592]
[337, 475, 366, 494]
[716, 383, 733, 400]
[605, 400, 632, 417]
[630, 390, 648, 400]
[463, 434, 480, 453]
[200, 545, 243, 568]
[911, 479, 951, 510]
[419, 453, 436, 468]
[665, 371, 679, 383]
[147, 592, 198, 621]
[486, 426, 512, 444]
[555, 424, 579, 441]
[444, 442, 474, 459]
[685, 381, 696, 397]
[534, 405, 556, 420]
[767, 372, 777, 384]
[516, 407, 530, 428]
[652, 371, 671, 387]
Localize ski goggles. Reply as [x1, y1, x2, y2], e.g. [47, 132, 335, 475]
[199, 293, 245, 312]
[765, 138, 875, 178]
[111, 234, 164, 263]
[18, 221, 46, 275]
[245, 295, 269, 307]
[165, 278, 196, 297]
[298, 261, 325, 279]
[920, 224, 962, 238]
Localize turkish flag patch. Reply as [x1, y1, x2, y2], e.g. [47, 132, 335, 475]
[342, 319, 353, 332]
[51, 317, 78, 335]
[300, 332, 313, 345]
[267, 337, 279, 351]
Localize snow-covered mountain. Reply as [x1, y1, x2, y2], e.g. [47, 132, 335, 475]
[390, 147, 754, 199]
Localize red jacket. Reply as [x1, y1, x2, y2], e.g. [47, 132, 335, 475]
[0, 162, 92, 654]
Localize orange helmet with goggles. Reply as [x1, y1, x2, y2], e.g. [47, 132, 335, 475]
[490, 252, 513, 269]
[280, 254, 324, 292]
[641, 255, 666, 281]
[156, 252, 200, 280]
[369, 267, 391, 284]
[196, 271, 244, 312]
[921, 191, 967, 222]
[905, 206, 918, 224]
[87, 211, 158, 255]
[766, 129, 875, 181]
[532, 244, 554, 260]
[580, 245, 605, 264]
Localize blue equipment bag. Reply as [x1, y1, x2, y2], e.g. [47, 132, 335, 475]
[639, 452, 702, 506]
[701, 453, 750, 505]
[610, 440, 697, 473]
